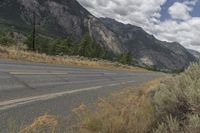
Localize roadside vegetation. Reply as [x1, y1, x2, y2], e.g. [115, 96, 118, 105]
[17, 61, 200, 133]
[74, 62, 200, 133]
[0, 32, 16, 47]
[0, 32, 144, 72]
[0, 32, 134, 65]
[0, 46, 145, 72]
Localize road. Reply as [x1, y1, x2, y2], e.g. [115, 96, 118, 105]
[0, 59, 162, 132]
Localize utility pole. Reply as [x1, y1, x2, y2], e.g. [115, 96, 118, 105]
[32, 11, 36, 51]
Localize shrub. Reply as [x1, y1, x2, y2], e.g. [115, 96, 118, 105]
[0, 33, 15, 47]
[153, 114, 200, 133]
[184, 114, 200, 133]
[154, 62, 200, 120]
[153, 115, 180, 133]
[153, 61, 200, 132]
[117, 52, 132, 65]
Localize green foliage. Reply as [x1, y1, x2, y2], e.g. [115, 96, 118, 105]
[154, 62, 200, 120]
[117, 52, 132, 65]
[24, 34, 72, 55]
[77, 34, 111, 59]
[152, 61, 200, 132]
[185, 114, 200, 133]
[24, 34, 115, 62]
[153, 115, 180, 133]
[153, 114, 200, 133]
[35, 36, 52, 54]
[24, 34, 33, 50]
[0, 32, 15, 47]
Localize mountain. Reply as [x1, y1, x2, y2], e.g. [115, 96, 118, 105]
[187, 49, 200, 59]
[99, 18, 196, 71]
[0, 0, 91, 37]
[0, 0, 196, 71]
[0, 0, 124, 54]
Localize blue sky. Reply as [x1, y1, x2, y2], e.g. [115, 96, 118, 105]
[160, 0, 200, 21]
[192, 1, 200, 16]
[78, 0, 200, 51]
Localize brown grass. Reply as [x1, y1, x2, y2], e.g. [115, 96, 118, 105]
[0, 46, 146, 72]
[72, 77, 166, 133]
[18, 77, 166, 133]
[20, 114, 58, 133]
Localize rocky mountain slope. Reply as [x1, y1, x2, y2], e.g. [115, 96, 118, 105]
[187, 49, 200, 59]
[0, 0, 196, 71]
[99, 18, 196, 71]
[0, 0, 123, 54]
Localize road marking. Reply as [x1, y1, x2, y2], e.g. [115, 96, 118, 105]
[0, 86, 102, 111]
[9, 72, 68, 75]
[0, 80, 135, 111]
[107, 83, 120, 87]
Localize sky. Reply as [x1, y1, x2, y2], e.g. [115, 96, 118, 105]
[77, 0, 200, 51]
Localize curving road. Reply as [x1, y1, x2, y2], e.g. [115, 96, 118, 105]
[0, 59, 162, 132]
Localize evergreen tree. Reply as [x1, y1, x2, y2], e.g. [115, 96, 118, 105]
[0, 33, 15, 47]
[78, 34, 92, 57]
[24, 34, 33, 50]
[23, 33, 122, 64]
[118, 52, 132, 65]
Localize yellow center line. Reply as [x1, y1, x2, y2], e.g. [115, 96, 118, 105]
[9, 72, 68, 75]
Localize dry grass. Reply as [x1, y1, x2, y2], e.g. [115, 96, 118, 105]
[73, 77, 166, 133]
[20, 114, 58, 133]
[18, 77, 166, 133]
[0, 46, 146, 72]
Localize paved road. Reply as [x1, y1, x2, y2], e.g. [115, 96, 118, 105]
[0, 59, 162, 132]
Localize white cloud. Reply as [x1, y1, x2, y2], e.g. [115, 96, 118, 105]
[77, 0, 200, 52]
[78, 0, 166, 26]
[155, 18, 200, 49]
[168, 2, 192, 20]
[183, 0, 198, 6]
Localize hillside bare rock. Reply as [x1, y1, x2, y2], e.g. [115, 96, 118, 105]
[100, 18, 196, 71]
[187, 49, 200, 59]
[0, 0, 196, 71]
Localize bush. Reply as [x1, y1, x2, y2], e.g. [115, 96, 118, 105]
[153, 62, 200, 132]
[117, 52, 132, 65]
[184, 114, 200, 133]
[154, 62, 200, 120]
[0, 32, 15, 47]
[153, 115, 180, 133]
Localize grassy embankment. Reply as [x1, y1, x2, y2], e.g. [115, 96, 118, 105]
[19, 61, 200, 133]
[0, 46, 146, 72]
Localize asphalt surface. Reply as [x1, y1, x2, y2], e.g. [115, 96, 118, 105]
[0, 59, 162, 132]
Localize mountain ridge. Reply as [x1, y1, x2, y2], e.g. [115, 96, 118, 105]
[0, 0, 197, 71]
[99, 17, 196, 71]
[187, 49, 200, 59]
